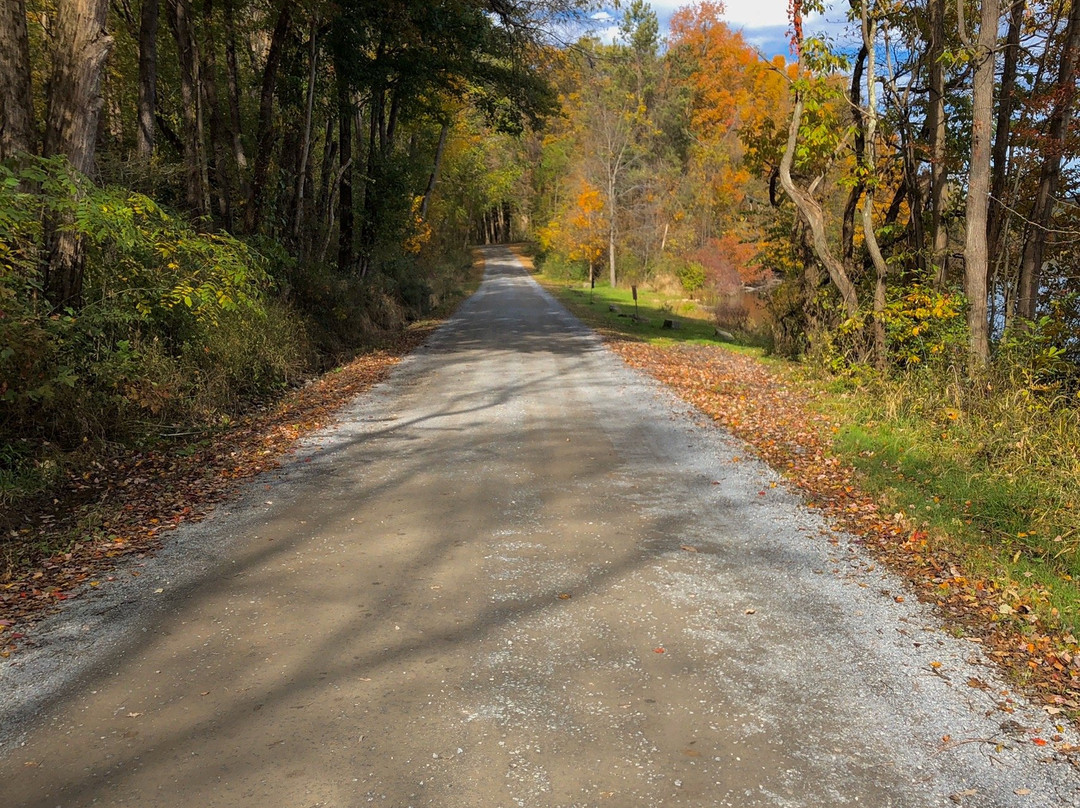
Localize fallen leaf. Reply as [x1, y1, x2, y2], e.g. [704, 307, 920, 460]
[653, 647, 665, 654]
[680, 544, 698, 553]
[557, 593, 571, 600]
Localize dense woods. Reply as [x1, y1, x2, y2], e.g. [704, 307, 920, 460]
[3, 0, 1080, 534]
[0, 0, 575, 471]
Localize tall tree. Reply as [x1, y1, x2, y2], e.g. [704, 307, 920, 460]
[959, 0, 1000, 364]
[167, 0, 210, 216]
[0, 0, 35, 159]
[245, 0, 293, 232]
[1016, 0, 1080, 321]
[136, 0, 158, 158]
[926, 0, 950, 284]
[41, 0, 114, 306]
[775, 2, 861, 319]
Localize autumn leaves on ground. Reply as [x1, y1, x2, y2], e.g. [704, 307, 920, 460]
[610, 341, 1080, 734]
[0, 325, 434, 650]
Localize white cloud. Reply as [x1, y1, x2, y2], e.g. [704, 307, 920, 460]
[716, 0, 791, 28]
[644, 0, 791, 29]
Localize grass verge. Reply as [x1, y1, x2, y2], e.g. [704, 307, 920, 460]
[511, 245, 760, 351]
[528, 249, 1080, 728]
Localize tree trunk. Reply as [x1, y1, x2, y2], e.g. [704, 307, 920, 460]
[777, 91, 860, 318]
[857, 4, 890, 366]
[928, 0, 949, 284]
[100, 67, 124, 145]
[337, 79, 355, 274]
[136, 0, 158, 158]
[245, 0, 292, 232]
[222, 0, 248, 186]
[1016, 0, 1080, 321]
[201, 0, 232, 226]
[0, 0, 35, 159]
[419, 122, 449, 221]
[42, 0, 113, 307]
[961, 0, 999, 364]
[842, 46, 867, 265]
[292, 21, 318, 238]
[986, 0, 1024, 269]
[167, 0, 209, 216]
[608, 186, 617, 287]
[315, 115, 335, 238]
[359, 83, 384, 276]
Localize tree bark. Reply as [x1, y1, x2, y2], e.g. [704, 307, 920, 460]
[222, 0, 248, 180]
[986, 0, 1024, 270]
[358, 72, 385, 276]
[136, 0, 158, 158]
[1, 0, 36, 159]
[315, 115, 335, 239]
[167, 0, 209, 216]
[1016, 0, 1080, 321]
[337, 79, 355, 273]
[857, 4, 890, 366]
[777, 91, 860, 318]
[419, 122, 450, 221]
[201, 0, 233, 226]
[961, 0, 999, 365]
[842, 46, 867, 264]
[42, 0, 114, 307]
[928, 0, 949, 285]
[292, 21, 319, 238]
[245, 0, 292, 232]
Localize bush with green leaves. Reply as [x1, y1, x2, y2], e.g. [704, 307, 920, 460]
[676, 260, 707, 293]
[881, 284, 968, 369]
[0, 157, 306, 448]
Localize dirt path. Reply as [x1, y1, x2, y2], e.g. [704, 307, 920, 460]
[1, 247, 1077, 807]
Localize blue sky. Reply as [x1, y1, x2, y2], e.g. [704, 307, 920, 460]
[590, 1, 850, 60]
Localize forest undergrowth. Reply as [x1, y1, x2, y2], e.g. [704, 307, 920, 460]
[0, 249, 485, 654]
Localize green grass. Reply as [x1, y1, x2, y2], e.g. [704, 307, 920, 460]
[820, 376, 1080, 634]
[533, 270, 763, 352]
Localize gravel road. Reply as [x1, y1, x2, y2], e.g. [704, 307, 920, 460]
[1, 246, 1078, 807]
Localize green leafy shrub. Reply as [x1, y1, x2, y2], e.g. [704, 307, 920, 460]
[676, 260, 706, 293]
[999, 312, 1080, 398]
[535, 251, 588, 282]
[0, 156, 307, 449]
[882, 284, 968, 368]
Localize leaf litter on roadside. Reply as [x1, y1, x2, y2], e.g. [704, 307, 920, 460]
[0, 326, 437, 657]
[608, 339, 1080, 747]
